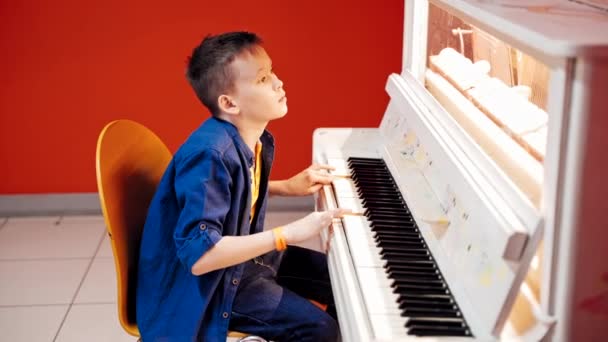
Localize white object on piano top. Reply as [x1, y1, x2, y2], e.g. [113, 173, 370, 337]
[429, 48, 490, 91]
[430, 48, 549, 140]
[521, 126, 547, 158]
[467, 78, 548, 136]
[432, 0, 608, 57]
[425, 68, 543, 207]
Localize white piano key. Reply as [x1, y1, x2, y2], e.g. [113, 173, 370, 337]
[344, 225, 384, 267]
[369, 313, 409, 340]
[335, 196, 365, 214]
[327, 158, 351, 176]
[356, 267, 401, 314]
[332, 178, 357, 198]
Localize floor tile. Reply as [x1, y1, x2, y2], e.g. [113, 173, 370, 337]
[55, 303, 138, 342]
[74, 258, 117, 304]
[96, 234, 113, 258]
[0, 305, 68, 342]
[0, 259, 89, 305]
[60, 215, 106, 225]
[6, 216, 61, 225]
[0, 219, 105, 259]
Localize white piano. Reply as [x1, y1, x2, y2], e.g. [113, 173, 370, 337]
[313, 1, 608, 341]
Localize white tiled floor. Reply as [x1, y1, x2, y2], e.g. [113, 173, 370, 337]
[0, 211, 309, 342]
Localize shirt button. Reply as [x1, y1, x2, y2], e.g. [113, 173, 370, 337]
[199, 223, 206, 230]
[232, 279, 239, 285]
[222, 312, 229, 319]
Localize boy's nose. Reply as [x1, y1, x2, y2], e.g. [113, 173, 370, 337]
[273, 74, 283, 89]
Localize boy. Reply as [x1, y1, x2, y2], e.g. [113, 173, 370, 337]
[136, 31, 344, 341]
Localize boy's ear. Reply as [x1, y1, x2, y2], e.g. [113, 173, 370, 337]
[218, 95, 240, 115]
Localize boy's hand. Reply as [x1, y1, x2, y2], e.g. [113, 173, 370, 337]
[280, 164, 335, 196]
[283, 209, 350, 244]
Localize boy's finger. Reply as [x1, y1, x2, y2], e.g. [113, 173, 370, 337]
[308, 184, 323, 193]
[330, 208, 352, 218]
[310, 173, 333, 184]
[312, 164, 336, 171]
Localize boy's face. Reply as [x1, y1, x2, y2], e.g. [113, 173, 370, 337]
[227, 46, 287, 123]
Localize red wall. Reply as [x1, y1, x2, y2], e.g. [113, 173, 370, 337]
[0, 0, 403, 194]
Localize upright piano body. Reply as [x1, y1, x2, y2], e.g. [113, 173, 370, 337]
[313, 1, 608, 340]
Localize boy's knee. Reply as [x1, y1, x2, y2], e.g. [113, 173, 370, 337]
[309, 315, 339, 342]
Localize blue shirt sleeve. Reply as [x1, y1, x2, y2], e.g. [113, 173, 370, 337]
[173, 149, 232, 273]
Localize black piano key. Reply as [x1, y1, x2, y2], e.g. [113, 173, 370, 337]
[368, 214, 414, 221]
[393, 285, 450, 296]
[374, 237, 424, 246]
[371, 219, 416, 227]
[377, 241, 426, 250]
[392, 279, 446, 291]
[363, 203, 408, 210]
[351, 168, 390, 174]
[387, 267, 441, 277]
[388, 267, 439, 277]
[347, 157, 473, 337]
[357, 187, 397, 193]
[381, 249, 430, 257]
[397, 293, 452, 302]
[399, 299, 455, 310]
[361, 195, 403, 202]
[373, 230, 420, 238]
[384, 259, 436, 269]
[365, 209, 411, 217]
[374, 235, 422, 243]
[392, 277, 444, 286]
[380, 247, 429, 256]
[390, 274, 442, 283]
[405, 318, 466, 328]
[401, 307, 460, 318]
[384, 259, 439, 274]
[347, 157, 387, 164]
[371, 224, 418, 232]
[366, 212, 413, 220]
[362, 200, 404, 207]
[355, 180, 396, 187]
[361, 195, 405, 203]
[353, 175, 393, 182]
[408, 325, 472, 337]
[373, 232, 423, 241]
[383, 255, 433, 263]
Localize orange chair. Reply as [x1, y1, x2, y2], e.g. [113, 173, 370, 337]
[96, 119, 172, 338]
[95, 119, 249, 340]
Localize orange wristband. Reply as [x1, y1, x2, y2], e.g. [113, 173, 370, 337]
[272, 227, 288, 251]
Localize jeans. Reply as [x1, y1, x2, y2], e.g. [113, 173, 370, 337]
[228, 246, 339, 342]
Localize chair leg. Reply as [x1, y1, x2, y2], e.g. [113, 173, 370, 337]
[237, 336, 268, 342]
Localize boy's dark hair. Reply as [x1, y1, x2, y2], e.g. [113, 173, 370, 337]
[186, 31, 262, 116]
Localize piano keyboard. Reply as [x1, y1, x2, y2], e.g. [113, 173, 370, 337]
[338, 156, 473, 338]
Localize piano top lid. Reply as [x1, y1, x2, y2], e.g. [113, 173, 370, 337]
[430, 0, 608, 58]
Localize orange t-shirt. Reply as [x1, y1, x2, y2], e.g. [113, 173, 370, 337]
[249, 142, 262, 223]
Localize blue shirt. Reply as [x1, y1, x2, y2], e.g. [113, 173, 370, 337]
[136, 117, 275, 341]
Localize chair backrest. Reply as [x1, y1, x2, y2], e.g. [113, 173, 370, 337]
[95, 119, 172, 337]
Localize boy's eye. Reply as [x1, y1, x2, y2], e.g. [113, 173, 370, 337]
[260, 76, 267, 83]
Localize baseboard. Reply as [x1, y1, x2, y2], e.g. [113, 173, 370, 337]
[0, 193, 314, 217]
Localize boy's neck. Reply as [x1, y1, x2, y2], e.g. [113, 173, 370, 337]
[238, 124, 265, 153]
[217, 114, 266, 153]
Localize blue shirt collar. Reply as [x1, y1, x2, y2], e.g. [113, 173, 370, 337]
[210, 117, 275, 166]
